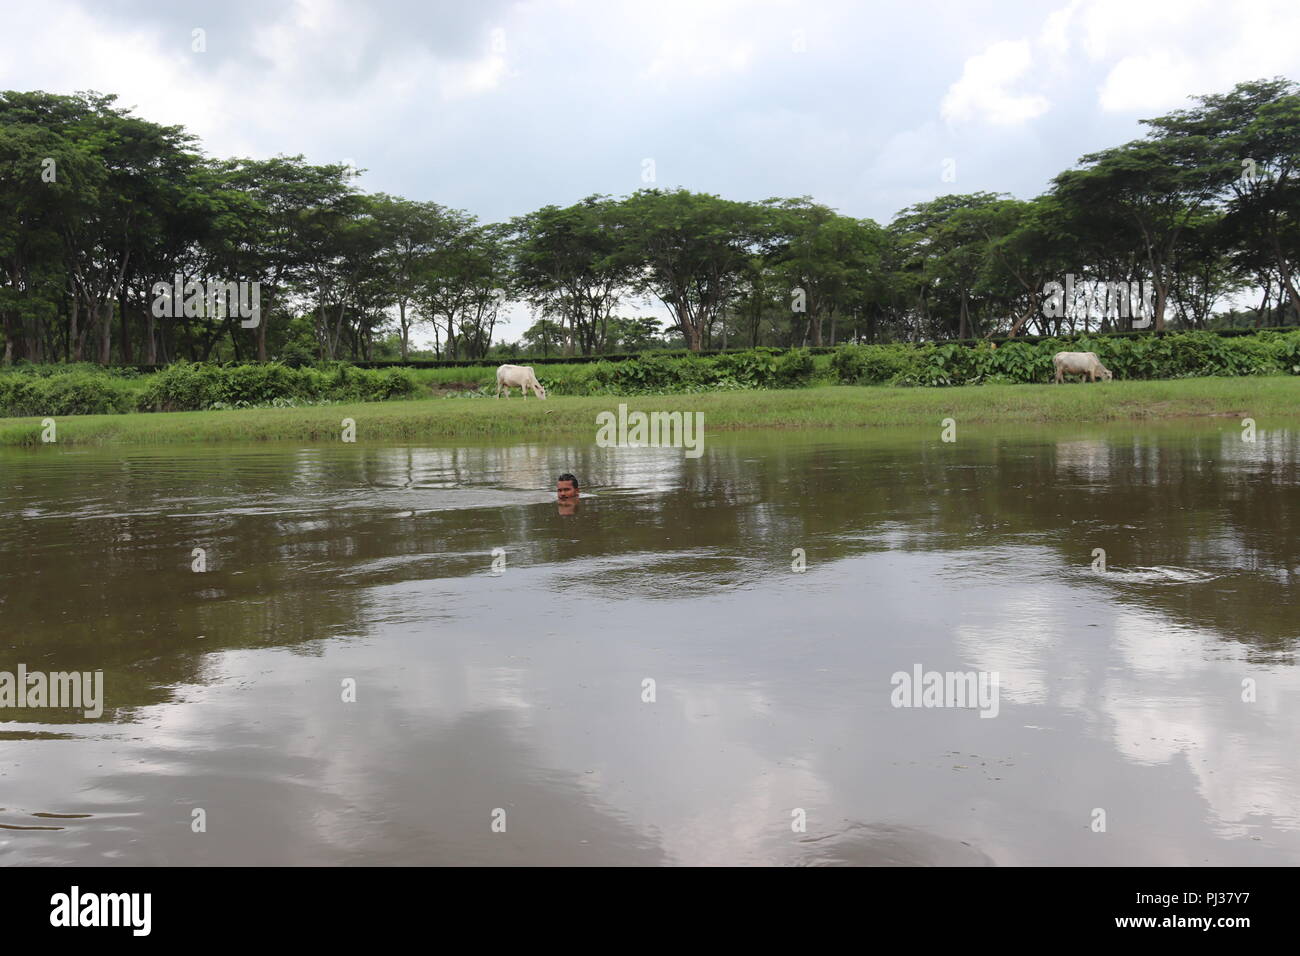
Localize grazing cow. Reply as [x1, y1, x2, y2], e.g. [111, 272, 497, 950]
[1053, 351, 1113, 383]
[495, 364, 547, 399]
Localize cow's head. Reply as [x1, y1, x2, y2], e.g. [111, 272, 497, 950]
[1099, 366, 1113, 381]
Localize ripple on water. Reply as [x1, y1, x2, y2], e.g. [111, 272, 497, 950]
[0, 809, 93, 831]
[1089, 566, 1221, 585]
[794, 823, 994, 867]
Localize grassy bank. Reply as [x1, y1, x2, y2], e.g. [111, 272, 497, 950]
[2, 376, 1296, 446]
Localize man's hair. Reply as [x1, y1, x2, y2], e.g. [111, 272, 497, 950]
[557, 473, 579, 488]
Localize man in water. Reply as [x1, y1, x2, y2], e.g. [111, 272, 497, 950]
[556, 473, 579, 515]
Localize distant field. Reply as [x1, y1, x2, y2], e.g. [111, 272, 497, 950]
[3, 376, 1296, 446]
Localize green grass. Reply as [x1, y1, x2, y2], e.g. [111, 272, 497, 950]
[2, 375, 1297, 446]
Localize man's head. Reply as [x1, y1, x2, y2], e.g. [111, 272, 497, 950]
[556, 473, 579, 499]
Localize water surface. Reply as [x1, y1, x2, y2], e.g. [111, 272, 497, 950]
[1, 423, 1297, 865]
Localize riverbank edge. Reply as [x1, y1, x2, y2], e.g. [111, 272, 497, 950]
[2, 377, 1297, 446]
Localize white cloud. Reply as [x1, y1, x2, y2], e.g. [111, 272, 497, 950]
[438, 53, 510, 101]
[4, 0, 1299, 234]
[1074, 0, 1300, 113]
[1097, 51, 1199, 112]
[941, 39, 1049, 126]
[1038, 0, 1081, 59]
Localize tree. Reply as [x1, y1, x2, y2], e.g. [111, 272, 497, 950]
[1180, 79, 1300, 324]
[370, 194, 466, 361]
[615, 189, 763, 352]
[513, 196, 633, 355]
[1052, 128, 1230, 331]
[766, 198, 887, 346]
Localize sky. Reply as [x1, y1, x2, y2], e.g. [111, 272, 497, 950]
[3, 0, 1298, 341]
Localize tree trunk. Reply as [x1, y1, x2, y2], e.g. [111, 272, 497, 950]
[69, 293, 81, 361]
[145, 303, 157, 364]
[119, 288, 133, 364]
[399, 299, 409, 361]
[1279, 265, 1300, 325]
[97, 300, 113, 364]
[256, 294, 268, 362]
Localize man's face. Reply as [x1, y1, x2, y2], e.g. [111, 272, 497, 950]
[556, 479, 578, 500]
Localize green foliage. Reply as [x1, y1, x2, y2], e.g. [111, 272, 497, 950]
[982, 340, 1048, 381]
[589, 354, 712, 393]
[831, 344, 920, 383]
[3, 81, 1300, 369]
[831, 330, 1300, 388]
[773, 348, 815, 387]
[3, 330, 1299, 418]
[136, 361, 416, 411]
[714, 347, 781, 386]
[277, 342, 316, 368]
[0, 369, 137, 416]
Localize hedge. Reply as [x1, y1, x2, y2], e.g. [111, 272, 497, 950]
[828, 330, 1300, 386]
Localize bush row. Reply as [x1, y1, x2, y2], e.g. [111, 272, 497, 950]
[3, 331, 1298, 417]
[0, 362, 418, 416]
[829, 330, 1300, 386]
[578, 348, 816, 394]
[142, 362, 419, 410]
[435, 349, 820, 396]
[0, 371, 140, 417]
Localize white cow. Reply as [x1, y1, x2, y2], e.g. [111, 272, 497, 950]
[1053, 351, 1113, 383]
[495, 364, 547, 399]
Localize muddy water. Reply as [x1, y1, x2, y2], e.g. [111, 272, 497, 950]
[1, 424, 1297, 865]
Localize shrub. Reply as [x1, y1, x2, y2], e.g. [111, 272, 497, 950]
[278, 343, 315, 368]
[984, 341, 1047, 382]
[140, 362, 223, 410]
[5, 329, 1300, 418]
[591, 354, 713, 393]
[829, 345, 867, 384]
[0, 370, 136, 416]
[714, 348, 781, 387]
[773, 348, 815, 387]
[135, 361, 418, 411]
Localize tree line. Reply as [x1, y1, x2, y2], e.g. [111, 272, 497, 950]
[1, 78, 1297, 365]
